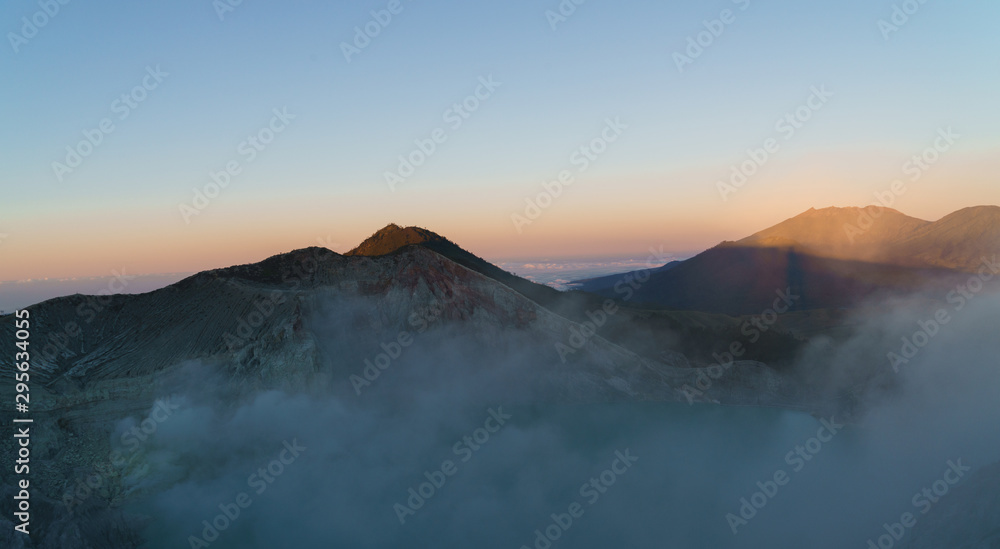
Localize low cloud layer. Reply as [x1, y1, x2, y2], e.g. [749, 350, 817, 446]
[116, 287, 1000, 548]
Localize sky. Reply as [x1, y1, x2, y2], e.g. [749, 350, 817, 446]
[1, 0, 998, 282]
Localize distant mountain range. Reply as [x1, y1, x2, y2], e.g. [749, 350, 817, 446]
[741, 205, 1000, 271]
[576, 206, 1000, 315]
[1, 206, 997, 547]
[0, 224, 810, 406]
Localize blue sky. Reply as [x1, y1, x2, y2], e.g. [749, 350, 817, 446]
[2, 0, 998, 280]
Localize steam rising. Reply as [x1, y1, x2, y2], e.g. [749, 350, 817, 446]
[121, 288, 1000, 548]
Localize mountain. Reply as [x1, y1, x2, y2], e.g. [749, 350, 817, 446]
[0, 219, 994, 548]
[0, 227, 818, 546]
[347, 223, 566, 310]
[345, 224, 447, 256]
[568, 261, 683, 294]
[737, 206, 929, 263]
[595, 242, 958, 315]
[892, 206, 1000, 271]
[5, 245, 688, 400]
[345, 225, 805, 367]
[578, 206, 997, 315]
[738, 205, 1000, 272]
[0, 227, 808, 395]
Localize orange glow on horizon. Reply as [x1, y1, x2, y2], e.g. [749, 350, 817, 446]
[3, 147, 998, 281]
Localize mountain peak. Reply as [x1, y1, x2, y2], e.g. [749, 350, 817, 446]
[893, 205, 1000, 271]
[346, 224, 449, 257]
[739, 206, 929, 255]
[794, 205, 907, 218]
[941, 205, 1000, 220]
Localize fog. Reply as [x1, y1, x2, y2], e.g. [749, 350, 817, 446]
[124, 288, 1000, 548]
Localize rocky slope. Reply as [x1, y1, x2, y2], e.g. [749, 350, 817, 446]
[0, 238, 818, 548]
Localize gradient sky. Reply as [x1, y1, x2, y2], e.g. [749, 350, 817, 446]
[2, 0, 998, 281]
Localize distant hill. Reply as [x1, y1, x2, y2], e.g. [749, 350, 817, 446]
[569, 261, 683, 294]
[737, 206, 929, 263]
[736, 205, 1000, 272]
[892, 206, 1000, 271]
[579, 206, 997, 315]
